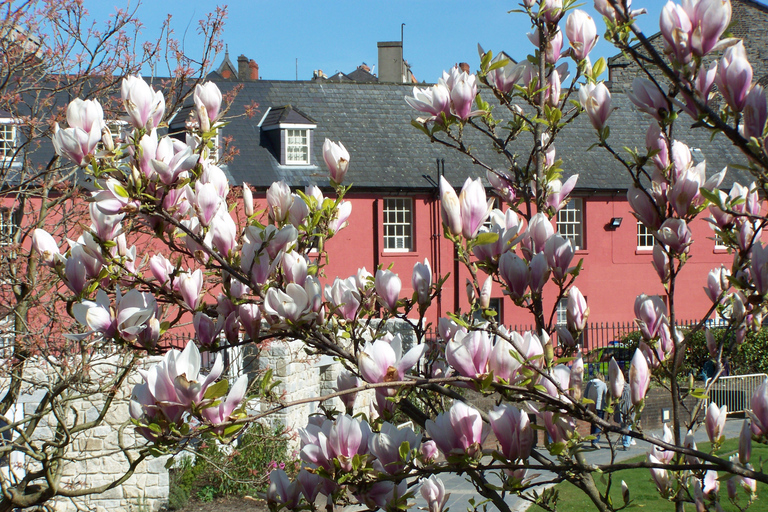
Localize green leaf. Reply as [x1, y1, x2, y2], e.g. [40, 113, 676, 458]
[474, 232, 500, 246]
[699, 187, 723, 208]
[487, 58, 510, 73]
[592, 57, 607, 79]
[399, 441, 411, 462]
[203, 379, 229, 400]
[411, 119, 430, 136]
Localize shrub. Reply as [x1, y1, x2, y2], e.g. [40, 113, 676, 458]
[168, 423, 293, 509]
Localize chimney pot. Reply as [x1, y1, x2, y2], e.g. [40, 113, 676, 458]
[249, 59, 259, 80]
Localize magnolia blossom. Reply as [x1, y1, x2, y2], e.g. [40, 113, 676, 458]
[579, 82, 612, 131]
[323, 139, 350, 184]
[566, 286, 589, 332]
[32, 229, 63, 267]
[425, 401, 487, 457]
[358, 334, 425, 393]
[447, 329, 492, 379]
[369, 422, 421, 474]
[629, 349, 650, 405]
[412, 259, 432, 305]
[706, 402, 728, 443]
[627, 78, 669, 121]
[488, 404, 533, 462]
[405, 83, 451, 121]
[609, 357, 625, 398]
[459, 177, 492, 239]
[335, 372, 362, 411]
[715, 42, 753, 112]
[263, 283, 314, 324]
[121, 75, 165, 130]
[566, 10, 598, 61]
[194, 82, 223, 132]
[439, 176, 462, 236]
[375, 269, 401, 310]
[420, 476, 448, 512]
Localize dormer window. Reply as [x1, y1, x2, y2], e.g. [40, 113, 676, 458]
[260, 105, 316, 166]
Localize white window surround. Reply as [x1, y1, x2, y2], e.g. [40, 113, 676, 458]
[637, 221, 655, 250]
[713, 232, 727, 250]
[557, 198, 583, 250]
[383, 198, 413, 252]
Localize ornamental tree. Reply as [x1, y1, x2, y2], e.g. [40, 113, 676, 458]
[0, 1, 227, 509]
[21, 0, 768, 512]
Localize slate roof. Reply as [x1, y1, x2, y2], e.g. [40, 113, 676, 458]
[213, 79, 752, 193]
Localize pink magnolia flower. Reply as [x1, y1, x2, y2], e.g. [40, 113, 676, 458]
[526, 213, 555, 254]
[329, 200, 352, 233]
[488, 404, 533, 462]
[194, 312, 221, 347]
[544, 235, 573, 279]
[121, 75, 165, 130]
[627, 78, 669, 121]
[405, 83, 451, 121]
[650, 423, 675, 463]
[660, 1, 694, 64]
[336, 372, 362, 411]
[425, 401, 487, 456]
[579, 82, 612, 132]
[629, 349, 650, 405]
[194, 82, 223, 131]
[266, 470, 301, 510]
[369, 422, 421, 474]
[546, 175, 579, 212]
[446, 329, 492, 379]
[323, 139, 350, 184]
[459, 177, 492, 239]
[449, 69, 479, 120]
[528, 27, 563, 64]
[358, 334, 425, 393]
[634, 294, 668, 339]
[740, 418, 752, 463]
[715, 41, 753, 112]
[652, 244, 671, 283]
[657, 218, 692, 254]
[32, 229, 63, 267]
[267, 181, 293, 224]
[742, 85, 768, 139]
[52, 122, 101, 167]
[706, 401, 728, 443]
[609, 357, 625, 398]
[420, 476, 448, 512]
[325, 277, 361, 321]
[439, 176, 462, 236]
[566, 286, 589, 332]
[648, 454, 670, 495]
[412, 259, 432, 305]
[489, 332, 522, 382]
[566, 10, 598, 61]
[375, 269, 401, 310]
[263, 283, 314, 324]
[177, 269, 204, 310]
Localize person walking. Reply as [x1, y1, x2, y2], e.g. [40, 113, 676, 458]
[585, 376, 607, 449]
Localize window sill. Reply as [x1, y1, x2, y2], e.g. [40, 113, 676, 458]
[713, 247, 729, 254]
[381, 250, 416, 257]
[635, 248, 654, 255]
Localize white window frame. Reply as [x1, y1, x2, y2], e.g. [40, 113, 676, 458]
[0, 121, 17, 161]
[0, 209, 16, 246]
[383, 198, 413, 252]
[557, 198, 583, 250]
[285, 128, 309, 165]
[637, 221, 655, 250]
[714, 232, 727, 250]
[556, 298, 568, 326]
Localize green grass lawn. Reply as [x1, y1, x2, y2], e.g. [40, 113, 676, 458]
[538, 438, 768, 511]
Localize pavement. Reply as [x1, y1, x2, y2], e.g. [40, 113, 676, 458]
[409, 417, 746, 512]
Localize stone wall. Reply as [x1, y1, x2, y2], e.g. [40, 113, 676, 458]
[3, 355, 169, 512]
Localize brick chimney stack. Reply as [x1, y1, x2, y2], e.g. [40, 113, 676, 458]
[237, 54, 249, 80]
[249, 59, 259, 80]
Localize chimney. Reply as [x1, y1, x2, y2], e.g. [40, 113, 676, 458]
[237, 54, 249, 80]
[249, 59, 259, 80]
[377, 41, 404, 83]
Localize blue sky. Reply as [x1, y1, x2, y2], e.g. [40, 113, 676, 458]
[84, 0, 668, 82]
